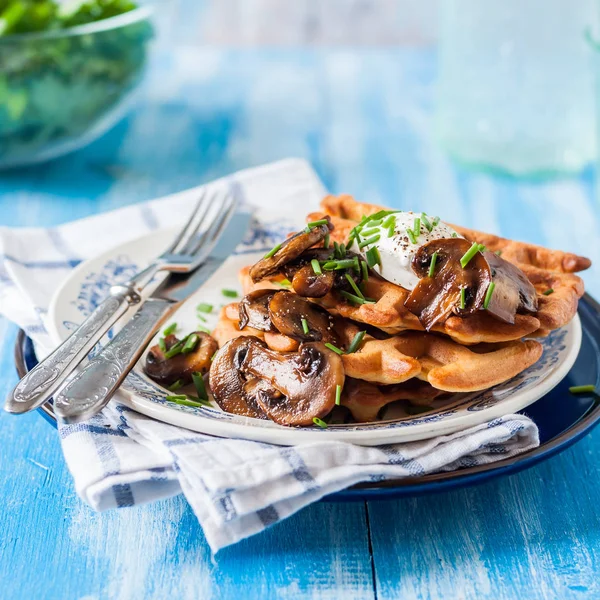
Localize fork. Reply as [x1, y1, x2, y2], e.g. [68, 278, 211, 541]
[5, 187, 237, 415]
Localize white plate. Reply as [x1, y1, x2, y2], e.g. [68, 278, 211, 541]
[48, 225, 582, 446]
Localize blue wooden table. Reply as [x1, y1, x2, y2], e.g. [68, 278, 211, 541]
[1, 11, 600, 599]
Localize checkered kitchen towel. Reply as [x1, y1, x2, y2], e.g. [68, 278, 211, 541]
[0, 158, 539, 553]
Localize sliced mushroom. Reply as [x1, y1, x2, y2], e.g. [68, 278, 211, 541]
[268, 291, 338, 344]
[483, 251, 538, 323]
[242, 341, 344, 425]
[239, 289, 277, 331]
[209, 336, 267, 419]
[144, 332, 217, 386]
[249, 218, 333, 282]
[405, 239, 491, 330]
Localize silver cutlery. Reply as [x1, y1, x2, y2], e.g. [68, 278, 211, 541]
[53, 210, 250, 423]
[5, 186, 236, 415]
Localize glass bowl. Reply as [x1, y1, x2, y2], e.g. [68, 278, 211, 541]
[0, 5, 156, 169]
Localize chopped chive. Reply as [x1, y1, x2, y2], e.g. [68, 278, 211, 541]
[158, 337, 167, 353]
[366, 218, 383, 227]
[339, 290, 375, 305]
[352, 255, 361, 274]
[543, 288, 554, 296]
[323, 233, 330, 249]
[182, 333, 199, 354]
[197, 314, 207, 323]
[460, 242, 480, 268]
[211, 351, 218, 361]
[406, 229, 417, 244]
[460, 287, 466, 309]
[325, 342, 344, 355]
[366, 246, 381, 268]
[495, 250, 503, 256]
[196, 303, 213, 314]
[163, 322, 177, 336]
[361, 260, 369, 281]
[166, 394, 187, 401]
[305, 219, 328, 232]
[483, 282, 496, 309]
[346, 330, 366, 354]
[263, 243, 282, 259]
[413, 217, 421, 237]
[569, 385, 596, 394]
[311, 258, 322, 275]
[432, 216, 440, 227]
[346, 236, 355, 250]
[192, 371, 208, 401]
[333, 241, 340, 258]
[222, 289, 238, 298]
[478, 244, 488, 253]
[382, 214, 395, 229]
[339, 243, 346, 258]
[386, 217, 396, 238]
[168, 379, 184, 392]
[301, 318, 310, 335]
[171, 397, 210, 408]
[313, 417, 328, 428]
[421, 213, 433, 232]
[335, 384, 342, 405]
[277, 278, 292, 288]
[428, 252, 438, 278]
[359, 234, 381, 249]
[360, 228, 380, 238]
[345, 273, 365, 299]
[451, 232, 458, 238]
[322, 258, 358, 271]
[164, 341, 184, 359]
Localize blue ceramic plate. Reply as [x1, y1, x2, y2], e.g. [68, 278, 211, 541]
[15, 293, 600, 501]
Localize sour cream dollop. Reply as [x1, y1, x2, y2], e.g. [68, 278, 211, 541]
[357, 211, 463, 290]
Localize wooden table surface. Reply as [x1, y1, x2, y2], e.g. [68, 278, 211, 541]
[1, 4, 600, 599]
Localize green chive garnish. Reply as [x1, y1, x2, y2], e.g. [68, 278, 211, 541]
[366, 246, 381, 268]
[569, 385, 596, 394]
[305, 219, 328, 232]
[313, 417, 328, 428]
[366, 218, 384, 227]
[163, 322, 177, 336]
[301, 318, 310, 335]
[432, 216, 440, 227]
[413, 217, 421, 237]
[339, 243, 346, 258]
[460, 242, 480, 268]
[333, 241, 340, 258]
[460, 287, 466, 309]
[346, 237, 355, 250]
[382, 214, 395, 229]
[322, 258, 358, 271]
[346, 330, 366, 354]
[264, 243, 282, 259]
[168, 380, 184, 392]
[197, 314, 207, 323]
[166, 394, 187, 402]
[495, 250, 503, 256]
[311, 258, 322, 275]
[323, 233, 330, 249]
[428, 252, 438, 278]
[483, 282, 496, 309]
[222, 289, 238, 298]
[196, 303, 213, 314]
[421, 213, 433, 232]
[335, 384, 342, 405]
[192, 371, 208, 401]
[360, 228, 380, 238]
[359, 234, 381, 249]
[325, 342, 344, 355]
[345, 273, 365, 299]
[277, 278, 292, 288]
[543, 288, 554, 296]
[386, 217, 396, 238]
[182, 333, 199, 354]
[158, 337, 167, 353]
[451, 232, 458, 238]
[339, 290, 375, 305]
[406, 229, 417, 244]
[164, 341, 184, 359]
[361, 260, 369, 281]
[170, 396, 210, 408]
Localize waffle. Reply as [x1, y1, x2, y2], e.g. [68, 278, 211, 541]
[341, 378, 447, 422]
[213, 302, 542, 392]
[308, 195, 588, 339]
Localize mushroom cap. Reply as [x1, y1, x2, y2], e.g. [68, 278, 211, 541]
[242, 341, 344, 426]
[144, 332, 217, 386]
[209, 336, 268, 419]
[249, 218, 333, 282]
[406, 238, 491, 329]
[238, 289, 277, 331]
[268, 290, 338, 344]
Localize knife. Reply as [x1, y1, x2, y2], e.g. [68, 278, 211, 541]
[53, 211, 250, 423]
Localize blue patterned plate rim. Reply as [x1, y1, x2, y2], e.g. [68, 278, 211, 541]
[17, 293, 600, 501]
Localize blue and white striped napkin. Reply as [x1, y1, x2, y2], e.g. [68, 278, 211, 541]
[0, 158, 539, 553]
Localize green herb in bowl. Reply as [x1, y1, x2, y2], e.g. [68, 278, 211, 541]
[0, 0, 155, 168]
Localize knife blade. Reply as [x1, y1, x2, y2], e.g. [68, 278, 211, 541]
[53, 211, 251, 423]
